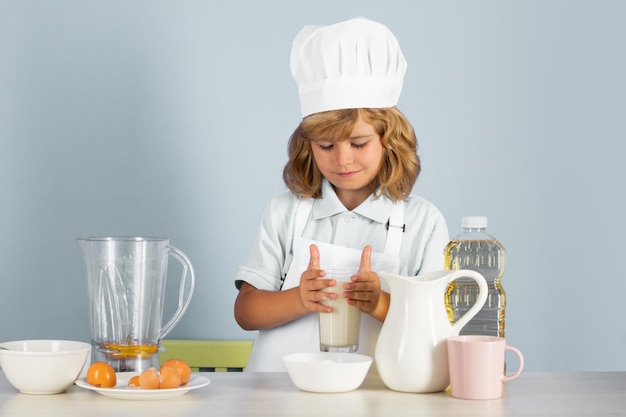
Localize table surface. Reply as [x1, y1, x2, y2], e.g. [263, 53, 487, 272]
[1, 371, 625, 417]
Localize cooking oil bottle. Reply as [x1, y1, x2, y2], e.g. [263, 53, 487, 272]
[444, 216, 506, 337]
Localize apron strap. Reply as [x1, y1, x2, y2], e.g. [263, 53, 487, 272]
[383, 202, 405, 257]
[293, 198, 314, 241]
[280, 198, 314, 283]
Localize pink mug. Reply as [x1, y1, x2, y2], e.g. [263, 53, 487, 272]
[447, 335, 524, 400]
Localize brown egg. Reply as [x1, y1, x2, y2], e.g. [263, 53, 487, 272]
[128, 375, 140, 387]
[138, 368, 160, 389]
[161, 359, 192, 384]
[159, 366, 182, 389]
[86, 362, 117, 388]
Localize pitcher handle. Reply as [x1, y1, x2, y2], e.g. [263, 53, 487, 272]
[159, 245, 196, 339]
[449, 269, 488, 335]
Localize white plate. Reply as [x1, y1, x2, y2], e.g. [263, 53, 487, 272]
[75, 373, 211, 400]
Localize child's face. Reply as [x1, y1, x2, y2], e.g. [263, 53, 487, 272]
[310, 115, 383, 207]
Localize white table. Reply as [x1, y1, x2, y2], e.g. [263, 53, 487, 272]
[1, 371, 625, 416]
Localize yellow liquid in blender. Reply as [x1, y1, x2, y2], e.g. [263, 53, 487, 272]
[99, 341, 159, 359]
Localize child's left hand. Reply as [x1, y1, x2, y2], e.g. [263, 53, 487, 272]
[343, 246, 388, 319]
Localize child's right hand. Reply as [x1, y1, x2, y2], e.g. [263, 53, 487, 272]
[298, 244, 338, 313]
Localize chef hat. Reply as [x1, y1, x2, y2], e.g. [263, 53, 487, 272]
[290, 17, 407, 118]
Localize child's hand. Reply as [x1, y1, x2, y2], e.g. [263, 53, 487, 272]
[298, 244, 337, 313]
[343, 246, 385, 317]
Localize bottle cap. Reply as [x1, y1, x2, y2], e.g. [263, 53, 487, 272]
[461, 216, 487, 228]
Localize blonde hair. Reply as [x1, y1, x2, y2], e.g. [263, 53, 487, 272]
[283, 107, 420, 201]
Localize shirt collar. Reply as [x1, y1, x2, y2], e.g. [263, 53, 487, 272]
[312, 179, 396, 225]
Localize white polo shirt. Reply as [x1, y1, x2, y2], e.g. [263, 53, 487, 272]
[235, 180, 449, 291]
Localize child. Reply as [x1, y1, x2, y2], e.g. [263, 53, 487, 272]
[234, 17, 449, 372]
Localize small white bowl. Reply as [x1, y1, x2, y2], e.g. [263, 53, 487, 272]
[0, 340, 91, 394]
[283, 352, 372, 393]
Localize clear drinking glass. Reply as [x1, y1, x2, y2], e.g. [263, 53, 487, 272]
[319, 269, 360, 352]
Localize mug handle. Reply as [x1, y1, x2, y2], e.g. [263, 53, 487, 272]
[450, 269, 489, 335]
[503, 345, 525, 382]
[159, 245, 196, 339]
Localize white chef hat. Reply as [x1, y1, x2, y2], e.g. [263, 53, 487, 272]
[290, 17, 407, 118]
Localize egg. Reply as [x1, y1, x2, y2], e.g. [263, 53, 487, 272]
[138, 367, 160, 390]
[86, 362, 117, 388]
[130, 359, 192, 390]
[128, 375, 140, 387]
[159, 366, 182, 389]
[161, 359, 192, 384]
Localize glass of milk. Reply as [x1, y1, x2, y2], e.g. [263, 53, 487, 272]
[319, 270, 360, 352]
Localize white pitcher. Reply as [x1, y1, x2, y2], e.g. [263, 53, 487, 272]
[375, 269, 488, 393]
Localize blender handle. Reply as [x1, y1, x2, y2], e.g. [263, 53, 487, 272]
[159, 246, 196, 339]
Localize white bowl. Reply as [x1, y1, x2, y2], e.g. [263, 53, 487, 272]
[283, 352, 372, 393]
[0, 340, 91, 394]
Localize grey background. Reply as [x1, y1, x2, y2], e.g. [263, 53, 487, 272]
[1, 0, 624, 372]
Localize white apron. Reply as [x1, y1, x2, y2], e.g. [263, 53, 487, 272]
[245, 198, 404, 372]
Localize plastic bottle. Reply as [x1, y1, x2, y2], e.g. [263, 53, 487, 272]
[444, 216, 506, 337]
